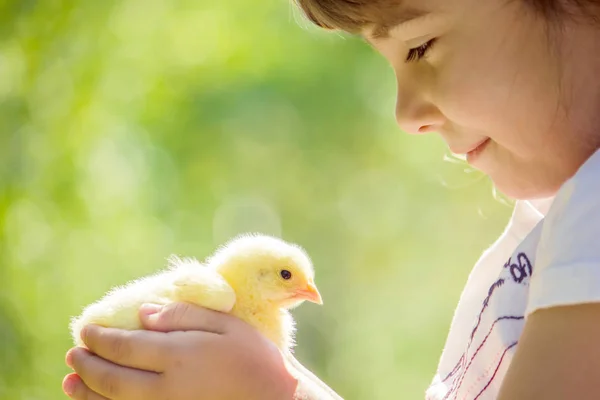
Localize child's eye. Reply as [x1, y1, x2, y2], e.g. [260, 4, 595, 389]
[406, 38, 437, 63]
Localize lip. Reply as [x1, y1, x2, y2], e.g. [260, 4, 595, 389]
[450, 138, 490, 156]
[465, 138, 491, 162]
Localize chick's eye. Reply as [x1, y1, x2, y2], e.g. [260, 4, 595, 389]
[406, 38, 436, 63]
[280, 270, 292, 280]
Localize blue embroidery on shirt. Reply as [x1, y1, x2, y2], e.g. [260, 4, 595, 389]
[503, 252, 533, 284]
[471, 279, 505, 340]
[472, 342, 518, 400]
[434, 252, 534, 399]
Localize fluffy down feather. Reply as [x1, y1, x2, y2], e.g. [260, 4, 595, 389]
[70, 233, 322, 352]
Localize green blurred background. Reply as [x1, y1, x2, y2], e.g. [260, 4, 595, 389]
[0, 1, 514, 399]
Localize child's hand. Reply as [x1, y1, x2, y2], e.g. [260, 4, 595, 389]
[63, 302, 299, 400]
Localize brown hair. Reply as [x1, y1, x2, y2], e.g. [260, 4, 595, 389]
[294, 0, 600, 34]
[293, 0, 413, 35]
[522, 0, 600, 22]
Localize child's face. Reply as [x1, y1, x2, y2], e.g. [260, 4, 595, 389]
[365, 0, 600, 199]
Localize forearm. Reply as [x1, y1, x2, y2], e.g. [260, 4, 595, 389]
[294, 377, 341, 400]
[284, 352, 343, 400]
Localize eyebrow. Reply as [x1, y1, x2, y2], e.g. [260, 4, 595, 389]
[369, 7, 431, 39]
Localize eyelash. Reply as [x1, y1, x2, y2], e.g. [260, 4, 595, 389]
[406, 38, 437, 63]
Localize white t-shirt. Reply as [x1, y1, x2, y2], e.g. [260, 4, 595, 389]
[425, 149, 600, 400]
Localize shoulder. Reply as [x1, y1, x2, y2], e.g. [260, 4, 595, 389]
[496, 150, 600, 400]
[544, 149, 600, 223]
[527, 148, 600, 315]
[537, 149, 600, 257]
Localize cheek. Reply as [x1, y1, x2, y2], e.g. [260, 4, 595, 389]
[433, 12, 563, 157]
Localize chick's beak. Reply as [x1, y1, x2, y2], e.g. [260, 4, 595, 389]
[295, 281, 323, 305]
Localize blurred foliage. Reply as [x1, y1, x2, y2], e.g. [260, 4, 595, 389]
[0, 0, 513, 399]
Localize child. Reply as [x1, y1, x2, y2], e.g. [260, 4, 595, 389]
[63, 0, 600, 399]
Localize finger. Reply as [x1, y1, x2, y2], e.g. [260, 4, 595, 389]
[69, 347, 159, 400]
[63, 373, 110, 400]
[140, 302, 236, 334]
[80, 325, 167, 372]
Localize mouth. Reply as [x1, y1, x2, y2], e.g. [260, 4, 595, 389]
[449, 138, 491, 163]
[465, 138, 491, 162]
[451, 138, 490, 156]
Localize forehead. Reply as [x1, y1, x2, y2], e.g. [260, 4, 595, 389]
[361, 0, 470, 41]
[365, 5, 432, 39]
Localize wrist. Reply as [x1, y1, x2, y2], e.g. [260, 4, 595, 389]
[274, 365, 299, 400]
[293, 375, 338, 400]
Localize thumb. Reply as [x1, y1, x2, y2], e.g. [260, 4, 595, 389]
[139, 302, 233, 333]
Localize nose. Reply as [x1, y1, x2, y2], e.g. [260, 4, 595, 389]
[395, 85, 445, 135]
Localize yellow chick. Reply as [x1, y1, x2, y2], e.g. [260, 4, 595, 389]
[70, 233, 322, 352]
